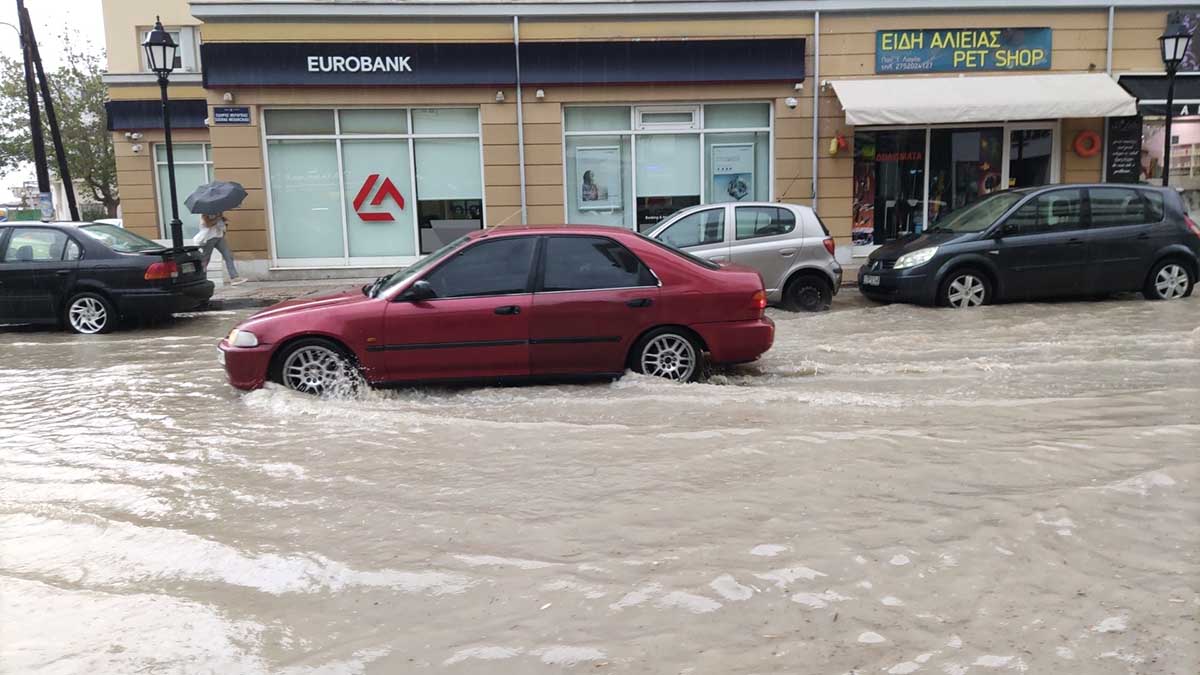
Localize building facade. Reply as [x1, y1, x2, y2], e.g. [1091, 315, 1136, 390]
[101, 0, 1200, 278]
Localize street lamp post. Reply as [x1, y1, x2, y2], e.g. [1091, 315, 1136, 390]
[1159, 23, 1194, 188]
[142, 17, 183, 248]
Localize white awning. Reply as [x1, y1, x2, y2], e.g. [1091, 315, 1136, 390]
[830, 73, 1138, 127]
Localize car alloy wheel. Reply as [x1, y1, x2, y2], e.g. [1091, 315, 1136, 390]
[1153, 263, 1190, 300]
[946, 273, 987, 309]
[67, 295, 110, 334]
[281, 344, 354, 395]
[640, 333, 698, 381]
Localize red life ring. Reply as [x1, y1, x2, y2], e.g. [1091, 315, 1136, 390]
[1073, 130, 1101, 158]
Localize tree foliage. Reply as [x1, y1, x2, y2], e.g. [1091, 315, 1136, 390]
[0, 33, 118, 216]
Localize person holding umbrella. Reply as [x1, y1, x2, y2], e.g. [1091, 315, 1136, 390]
[186, 180, 248, 286]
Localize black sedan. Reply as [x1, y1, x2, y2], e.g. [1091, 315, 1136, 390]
[859, 184, 1199, 308]
[0, 221, 213, 333]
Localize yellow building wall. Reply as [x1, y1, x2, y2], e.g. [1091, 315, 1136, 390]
[103, 0, 198, 74]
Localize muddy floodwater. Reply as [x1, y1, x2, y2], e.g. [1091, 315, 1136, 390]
[1, 294, 1197, 674]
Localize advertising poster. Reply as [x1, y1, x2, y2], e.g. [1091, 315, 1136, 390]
[1171, 12, 1199, 72]
[710, 143, 755, 202]
[576, 146, 622, 211]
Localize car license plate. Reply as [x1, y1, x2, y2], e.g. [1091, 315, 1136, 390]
[863, 274, 881, 286]
[217, 348, 225, 365]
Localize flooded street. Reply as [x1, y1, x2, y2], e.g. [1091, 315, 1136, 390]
[2, 293, 1197, 674]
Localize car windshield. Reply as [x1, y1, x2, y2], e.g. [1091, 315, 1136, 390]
[926, 192, 1028, 234]
[370, 235, 471, 298]
[634, 231, 721, 270]
[79, 223, 163, 252]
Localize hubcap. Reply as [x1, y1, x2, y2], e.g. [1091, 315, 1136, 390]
[1155, 264, 1189, 300]
[947, 275, 986, 309]
[69, 297, 107, 333]
[641, 334, 697, 381]
[282, 346, 352, 395]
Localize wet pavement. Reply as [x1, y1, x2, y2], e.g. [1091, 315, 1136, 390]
[1, 292, 1197, 674]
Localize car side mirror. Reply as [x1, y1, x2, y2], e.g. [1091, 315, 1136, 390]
[999, 222, 1018, 238]
[400, 279, 436, 302]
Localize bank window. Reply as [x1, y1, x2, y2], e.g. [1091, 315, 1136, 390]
[658, 208, 725, 249]
[139, 26, 200, 73]
[736, 206, 795, 240]
[564, 103, 771, 233]
[424, 237, 535, 298]
[264, 107, 483, 265]
[542, 236, 656, 291]
[154, 143, 213, 241]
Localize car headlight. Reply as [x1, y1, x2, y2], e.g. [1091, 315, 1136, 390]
[893, 247, 939, 270]
[227, 328, 259, 348]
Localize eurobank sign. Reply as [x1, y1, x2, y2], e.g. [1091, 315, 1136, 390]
[200, 39, 805, 87]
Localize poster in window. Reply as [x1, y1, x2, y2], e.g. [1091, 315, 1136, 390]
[1169, 11, 1199, 72]
[576, 146, 622, 211]
[710, 143, 755, 202]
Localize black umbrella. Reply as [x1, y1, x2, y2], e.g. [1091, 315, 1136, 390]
[185, 180, 248, 215]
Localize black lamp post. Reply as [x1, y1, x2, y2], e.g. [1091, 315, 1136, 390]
[143, 18, 183, 248]
[1159, 22, 1194, 188]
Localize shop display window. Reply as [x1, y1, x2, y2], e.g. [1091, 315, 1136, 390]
[1142, 116, 1200, 220]
[264, 107, 483, 266]
[154, 143, 212, 241]
[564, 103, 772, 232]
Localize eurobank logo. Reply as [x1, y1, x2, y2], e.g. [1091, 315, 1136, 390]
[353, 174, 405, 222]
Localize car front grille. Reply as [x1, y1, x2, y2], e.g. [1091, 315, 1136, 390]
[869, 259, 896, 272]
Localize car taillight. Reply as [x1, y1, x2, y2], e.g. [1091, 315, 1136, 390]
[823, 237, 836, 256]
[752, 289, 767, 315]
[145, 261, 179, 280]
[1186, 215, 1200, 239]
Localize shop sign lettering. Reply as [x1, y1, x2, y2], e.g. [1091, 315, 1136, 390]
[306, 55, 412, 73]
[876, 28, 1051, 73]
[353, 174, 405, 222]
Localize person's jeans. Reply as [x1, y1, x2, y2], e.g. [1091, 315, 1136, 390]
[201, 236, 239, 279]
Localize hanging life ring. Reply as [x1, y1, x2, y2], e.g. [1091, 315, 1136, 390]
[1073, 130, 1101, 158]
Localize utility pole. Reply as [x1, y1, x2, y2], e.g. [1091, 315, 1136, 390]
[15, 0, 52, 220]
[21, 7, 77, 220]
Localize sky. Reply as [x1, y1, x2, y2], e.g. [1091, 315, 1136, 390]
[0, 0, 107, 189]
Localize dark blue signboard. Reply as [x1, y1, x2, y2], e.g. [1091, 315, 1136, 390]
[876, 28, 1052, 74]
[213, 106, 251, 124]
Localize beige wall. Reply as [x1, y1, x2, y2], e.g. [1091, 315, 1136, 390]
[103, 0, 198, 74]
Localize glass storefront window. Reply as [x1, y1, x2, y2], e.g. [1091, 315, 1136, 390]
[1008, 129, 1053, 189]
[154, 143, 212, 241]
[415, 138, 484, 254]
[928, 127, 1004, 224]
[563, 102, 772, 231]
[267, 139, 344, 259]
[264, 107, 483, 265]
[339, 109, 407, 134]
[636, 134, 701, 231]
[852, 129, 925, 247]
[566, 134, 634, 229]
[264, 109, 335, 135]
[1143, 116, 1200, 220]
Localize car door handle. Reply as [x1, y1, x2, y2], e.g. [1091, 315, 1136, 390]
[779, 248, 797, 257]
[1067, 239, 1083, 247]
[1136, 232, 1150, 240]
[494, 305, 521, 315]
[626, 298, 653, 308]
[708, 256, 729, 263]
[55, 270, 71, 276]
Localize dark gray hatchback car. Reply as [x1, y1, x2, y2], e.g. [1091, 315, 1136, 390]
[858, 185, 1199, 308]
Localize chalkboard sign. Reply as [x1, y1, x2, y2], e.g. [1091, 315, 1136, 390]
[213, 106, 251, 125]
[1105, 116, 1142, 184]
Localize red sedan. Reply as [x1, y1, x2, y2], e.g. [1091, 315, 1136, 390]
[218, 226, 774, 393]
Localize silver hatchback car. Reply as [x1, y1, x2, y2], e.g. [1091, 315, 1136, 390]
[647, 202, 842, 311]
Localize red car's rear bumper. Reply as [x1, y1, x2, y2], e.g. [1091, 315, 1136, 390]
[694, 316, 775, 364]
[218, 339, 273, 390]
